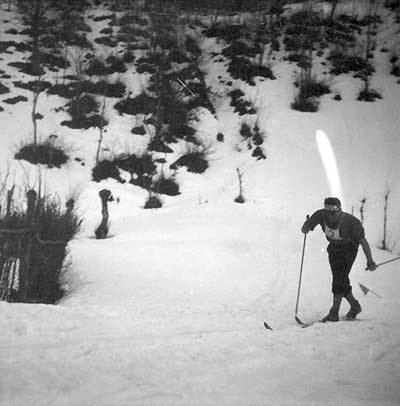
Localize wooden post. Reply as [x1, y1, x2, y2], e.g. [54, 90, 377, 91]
[234, 168, 245, 203]
[382, 189, 390, 251]
[26, 189, 37, 223]
[95, 189, 113, 239]
[20, 189, 37, 301]
[65, 198, 74, 216]
[6, 186, 15, 218]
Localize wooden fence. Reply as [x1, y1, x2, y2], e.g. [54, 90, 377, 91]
[0, 190, 68, 303]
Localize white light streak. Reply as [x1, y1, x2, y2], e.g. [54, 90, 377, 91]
[316, 129, 344, 207]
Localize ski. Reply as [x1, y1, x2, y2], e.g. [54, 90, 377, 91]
[299, 320, 322, 328]
[295, 315, 306, 326]
[298, 317, 361, 328]
[263, 321, 273, 331]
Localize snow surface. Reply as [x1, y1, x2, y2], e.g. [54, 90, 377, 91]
[1, 1, 400, 405]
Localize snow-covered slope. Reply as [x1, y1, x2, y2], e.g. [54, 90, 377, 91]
[1, 1, 400, 405]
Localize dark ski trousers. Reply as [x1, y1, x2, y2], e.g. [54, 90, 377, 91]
[327, 243, 358, 296]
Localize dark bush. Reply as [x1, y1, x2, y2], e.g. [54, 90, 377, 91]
[0, 190, 81, 304]
[240, 123, 252, 140]
[3, 95, 28, 104]
[82, 80, 126, 98]
[117, 153, 156, 189]
[168, 49, 190, 64]
[271, 38, 280, 52]
[136, 63, 156, 74]
[100, 27, 113, 35]
[13, 80, 52, 92]
[357, 89, 382, 102]
[154, 176, 180, 196]
[148, 138, 174, 153]
[137, 54, 171, 70]
[92, 159, 125, 183]
[144, 195, 162, 209]
[17, 62, 45, 76]
[47, 83, 76, 98]
[235, 194, 245, 204]
[38, 52, 69, 70]
[228, 56, 275, 85]
[86, 59, 110, 76]
[161, 99, 189, 125]
[114, 94, 157, 115]
[288, 9, 323, 27]
[0, 82, 10, 94]
[93, 14, 114, 22]
[0, 40, 31, 53]
[329, 51, 371, 75]
[230, 89, 256, 115]
[15, 142, 69, 168]
[222, 40, 260, 57]
[94, 36, 117, 47]
[118, 14, 147, 26]
[284, 53, 305, 63]
[154, 35, 176, 50]
[131, 125, 146, 135]
[67, 94, 98, 119]
[170, 151, 208, 173]
[169, 122, 197, 143]
[123, 51, 135, 63]
[298, 80, 330, 99]
[204, 24, 248, 41]
[323, 19, 356, 44]
[105, 56, 127, 73]
[291, 95, 319, 112]
[252, 126, 264, 146]
[61, 113, 107, 129]
[62, 33, 92, 49]
[31, 203, 79, 303]
[391, 65, 400, 77]
[185, 36, 201, 57]
[252, 146, 266, 160]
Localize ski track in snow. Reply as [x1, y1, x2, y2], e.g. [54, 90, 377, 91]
[1, 207, 400, 405]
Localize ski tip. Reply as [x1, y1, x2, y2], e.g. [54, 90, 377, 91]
[263, 321, 273, 331]
[295, 316, 305, 325]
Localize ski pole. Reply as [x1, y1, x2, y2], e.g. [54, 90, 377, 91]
[295, 215, 309, 325]
[365, 255, 400, 270]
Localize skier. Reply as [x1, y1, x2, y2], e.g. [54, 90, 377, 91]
[301, 197, 377, 322]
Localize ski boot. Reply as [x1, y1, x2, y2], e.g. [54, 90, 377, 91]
[345, 302, 362, 320]
[322, 310, 339, 323]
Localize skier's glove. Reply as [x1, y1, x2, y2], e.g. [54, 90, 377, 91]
[301, 225, 309, 234]
[366, 261, 377, 271]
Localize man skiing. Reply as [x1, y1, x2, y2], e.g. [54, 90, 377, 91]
[301, 197, 377, 322]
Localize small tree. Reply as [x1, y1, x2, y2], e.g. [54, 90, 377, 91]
[17, 0, 49, 76]
[31, 76, 44, 146]
[359, 196, 368, 225]
[381, 185, 390, 251]
[69, 50, 88, 122]
[234, 168, 245, 203]
[95, 189, 113, 239]
[357, 0, 383, 101]
[287, 6, 325, 111]
[96, 97, 107, 164]
[328, 0, 341, 20]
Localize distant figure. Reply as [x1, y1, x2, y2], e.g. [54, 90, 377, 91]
[301, 197, 377, 322]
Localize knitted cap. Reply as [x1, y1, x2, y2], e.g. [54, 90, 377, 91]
[324, 197, 341, 211]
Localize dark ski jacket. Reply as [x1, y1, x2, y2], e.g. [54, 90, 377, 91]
[302, 210, 365, 247]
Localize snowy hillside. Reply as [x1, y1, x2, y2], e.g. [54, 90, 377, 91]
[1, 0, 400, 405]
